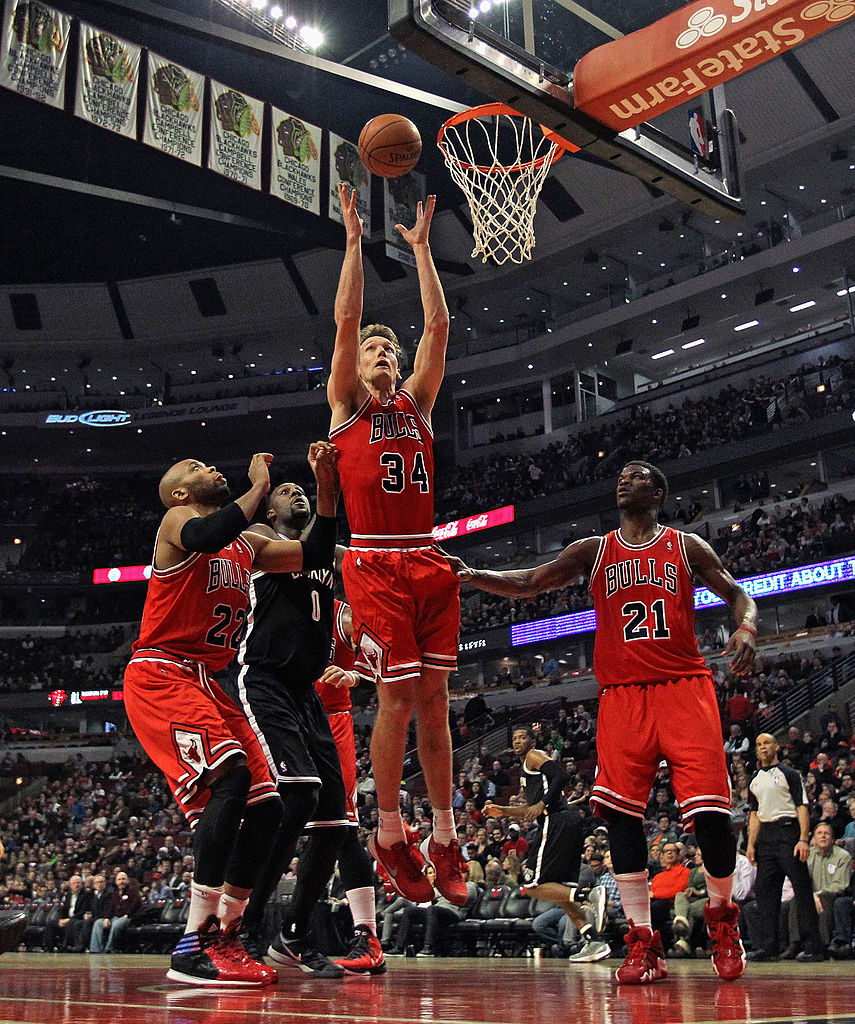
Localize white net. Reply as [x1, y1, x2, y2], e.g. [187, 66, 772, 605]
[438, 106, 564, 266]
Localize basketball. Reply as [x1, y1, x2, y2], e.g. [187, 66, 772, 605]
[358, 114, 422, 178]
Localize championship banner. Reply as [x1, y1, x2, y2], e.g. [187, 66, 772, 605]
[209, 80, 263, 190]
[384, 169, 426, 268]
[74, 22, 140, 138]
[270, 106, 321, 215]
[574, 0, 855, 131]
[0, 0, 70, 108]
[328, 132, 370, 227]
[143, 52, 204, 166]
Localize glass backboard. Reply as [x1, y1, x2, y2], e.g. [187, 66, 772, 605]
[390, 0, 745, 219]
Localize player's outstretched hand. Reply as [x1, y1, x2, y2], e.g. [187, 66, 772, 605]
[483, 802, 501, 818]
[396, 194, 436, 248]
[435, 544, 473, 582]
[339, 183, 363, 241]
[308, 440, 339, 481]
[722, 627, 756, 676]
[248, 453, 273, 495]
[317, 664, 359, 689]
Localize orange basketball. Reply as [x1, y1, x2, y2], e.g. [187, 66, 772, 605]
[358, 114, 422, 178]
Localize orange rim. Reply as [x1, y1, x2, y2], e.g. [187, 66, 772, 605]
[437, 102, 572, 174]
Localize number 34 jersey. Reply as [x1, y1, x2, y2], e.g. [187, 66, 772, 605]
[588, 526, 710, 687]
[331, 389, 435, 549]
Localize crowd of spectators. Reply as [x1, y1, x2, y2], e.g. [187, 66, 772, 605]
[0, 629, 127, 694]
[435, 354, 853, 521]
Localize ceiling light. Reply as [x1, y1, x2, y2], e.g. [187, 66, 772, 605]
[682, 339, 705, 349]
[651, 348, 674, 359]
[269, 5, 283, 18]
[468, 6, 479, 16]
[285, 15, 297, 28]
[836, 285, 855, 296]
[792, 266, 801, 273]
[734, 320, 759, 331]
[299, 25, 323, 46]
[790, 300, 815, 312]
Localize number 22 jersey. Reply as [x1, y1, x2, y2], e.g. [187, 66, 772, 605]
[588, 526, 710, 687]
[330, 388, 434, 549]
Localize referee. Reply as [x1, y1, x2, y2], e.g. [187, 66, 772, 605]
[746, 733, 823, 961]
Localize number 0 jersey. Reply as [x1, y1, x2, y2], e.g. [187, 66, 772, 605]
[588, 526, 710, 687]
[330, 388, 434, 550]
[131, 532, 257, 673]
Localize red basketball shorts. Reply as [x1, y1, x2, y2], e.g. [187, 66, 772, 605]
[124, 655, 278, 829]
[328, 710, 358, 825]
[342, 548, 459, 685]
[591, 676, 731, 826]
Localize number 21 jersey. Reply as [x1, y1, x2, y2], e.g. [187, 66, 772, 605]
[331, 388, 434, 548]
[588, 526, 709, 687]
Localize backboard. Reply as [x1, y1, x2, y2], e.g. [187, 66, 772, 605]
[389, 0, 746, 219]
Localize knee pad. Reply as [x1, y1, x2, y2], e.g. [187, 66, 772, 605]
[606, 810, 648, 875]
[693, 812, 736, 878]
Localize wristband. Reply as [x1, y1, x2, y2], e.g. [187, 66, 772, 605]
[737, 624, 756, 636]
[797, 839, 809, 846]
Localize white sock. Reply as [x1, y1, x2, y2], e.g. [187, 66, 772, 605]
[186, 881, 223, 934]
[706, 872, 734, 908]
[432, 808, 456, 846]
[219, 890, 249, 930]
[346, 886, 378, 935]
[377, 810, 406, 847]
[615, 871, 651, 930]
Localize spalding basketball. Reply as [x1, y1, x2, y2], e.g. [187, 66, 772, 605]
[358, 114, 422, 178]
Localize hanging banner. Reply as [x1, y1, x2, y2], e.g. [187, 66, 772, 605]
[0, 0, 71, 108]
[209, 80, 263, 190]
[143, 52, 204, 166]
[74, 21, 140, 138]
[269, 106, 321, 215]
[328, 132, 370, 227]
[384, 169, 426, 268]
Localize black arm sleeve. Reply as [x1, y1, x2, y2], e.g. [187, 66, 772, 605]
[539, 758, 570, 808]
[179, 502, 249, 554]
[300, 514, 338, 570]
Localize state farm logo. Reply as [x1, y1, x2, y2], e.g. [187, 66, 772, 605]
[801, 0, 855, 21]
[676, 6, 729, 47]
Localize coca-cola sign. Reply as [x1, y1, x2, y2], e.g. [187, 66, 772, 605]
[432, 504, 514, 542]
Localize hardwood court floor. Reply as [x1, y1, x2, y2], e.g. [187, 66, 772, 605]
[0, 954, 852, 1024]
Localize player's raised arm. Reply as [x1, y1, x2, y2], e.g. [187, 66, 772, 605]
[684, 533, 757, 676]
[397, 195, 450, 417]
[328, 184, 365, 427]
[450, 537, 600, 599]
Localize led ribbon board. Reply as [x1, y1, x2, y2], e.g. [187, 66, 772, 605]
[511, 555, 855, 646]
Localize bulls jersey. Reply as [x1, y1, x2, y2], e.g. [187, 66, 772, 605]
[131, 533, 256, 673]
[237, 554, 335, 686]
[330, 388, 434, 549]
[588, 526, 709, 686]
[314, 599, 355, 714]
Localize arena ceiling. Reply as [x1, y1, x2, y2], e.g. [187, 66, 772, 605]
[0, 0, 854, 472]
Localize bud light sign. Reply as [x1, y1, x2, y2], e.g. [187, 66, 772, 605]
[44, 410, 131, 427]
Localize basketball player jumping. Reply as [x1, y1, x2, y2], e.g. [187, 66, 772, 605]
[449, 461, 757, 983]
[123, 445, 338, 986]
[327, 182, 466, 906]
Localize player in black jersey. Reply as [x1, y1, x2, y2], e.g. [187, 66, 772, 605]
[235, 480, 348, 979]
[485, 726, 608, 960]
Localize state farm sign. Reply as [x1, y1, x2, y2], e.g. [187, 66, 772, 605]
[574, 0, 854, 131]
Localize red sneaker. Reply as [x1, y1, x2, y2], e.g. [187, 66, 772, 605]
[368, 834, 434, 902]
[704, 901, 746, 981]
[217, 919, 279, 986]
[419, 836, 468, 906]
[614, 922, 668, 985]
[333, 926, 387, 975]
[167, 915, 267, 987]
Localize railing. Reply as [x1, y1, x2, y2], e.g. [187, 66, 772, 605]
[761, 652, 855, 736]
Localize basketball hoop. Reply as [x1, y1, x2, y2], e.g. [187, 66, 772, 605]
[437, 102, 572, 266]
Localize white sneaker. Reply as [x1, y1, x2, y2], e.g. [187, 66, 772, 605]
[568, 939, 611, 963]
[587, 886, 607, 934]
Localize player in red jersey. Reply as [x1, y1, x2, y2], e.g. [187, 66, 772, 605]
[327, 182, 465, 907]
[124, 445, 338, 987]
[449, 461, 757, 983]
[312, 599, 386, 975]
